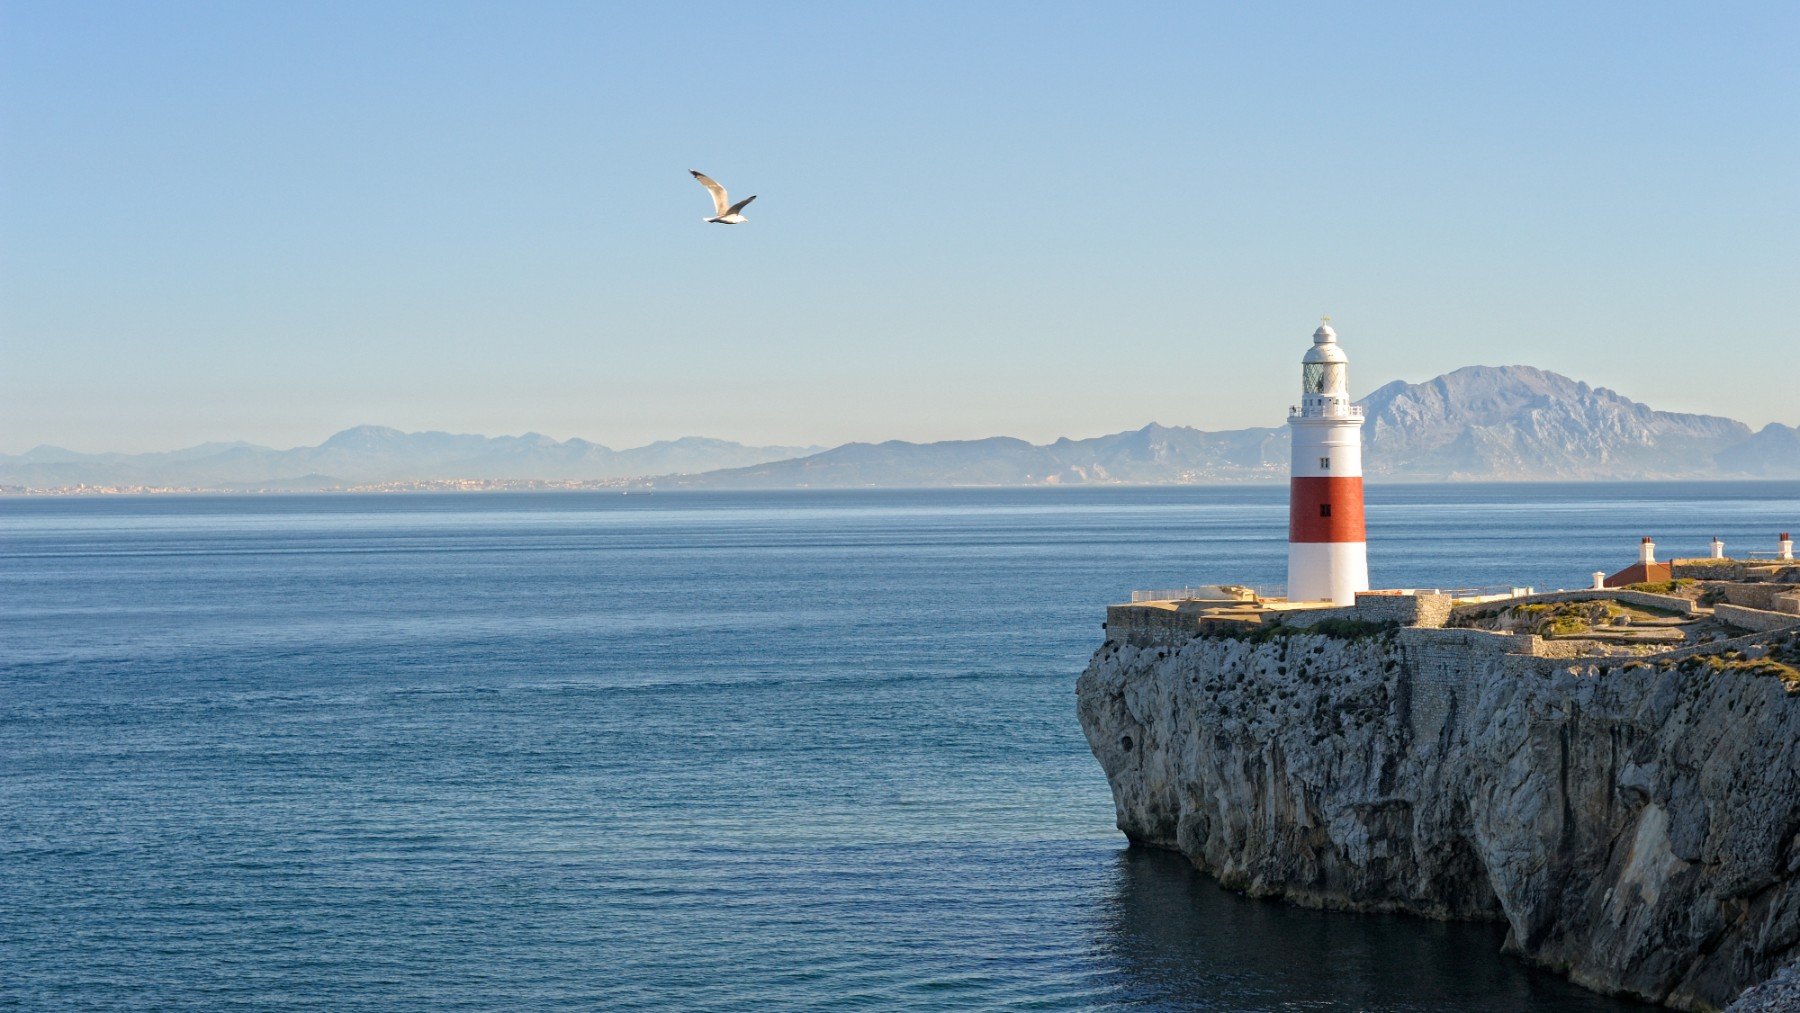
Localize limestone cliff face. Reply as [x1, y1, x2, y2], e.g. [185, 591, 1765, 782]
[1726, 959, 1800, 1011]
[1075, 628, 1800, 1010]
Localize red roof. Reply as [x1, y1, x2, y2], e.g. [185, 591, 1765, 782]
[1604, 562, 1671, 588]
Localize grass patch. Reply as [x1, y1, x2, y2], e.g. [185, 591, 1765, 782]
[1456, 599, 1686, 638]
[1547, 615, 1590, 636]
[1679, 651, 1800, 690]
[1623, 579, 1696, 595]
[1518, 601, 1626, 638]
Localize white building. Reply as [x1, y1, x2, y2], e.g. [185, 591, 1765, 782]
[1287, 320, 1370, 605]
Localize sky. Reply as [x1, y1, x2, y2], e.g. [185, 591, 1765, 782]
[2, 1, 1796, 454]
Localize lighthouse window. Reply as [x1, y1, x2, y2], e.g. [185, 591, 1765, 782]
[1319, 457, 1330, 469]
[1319, 504, 1332, 518]
[1303, 362, 1327, 393]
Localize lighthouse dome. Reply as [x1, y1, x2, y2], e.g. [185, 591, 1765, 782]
[1304, 320, 1346, 364]
[1303, 341, 1347, 364]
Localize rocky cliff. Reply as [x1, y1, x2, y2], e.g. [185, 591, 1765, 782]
[1726, 959, 1800, 1010]
[1076, 626, 1800, 1010]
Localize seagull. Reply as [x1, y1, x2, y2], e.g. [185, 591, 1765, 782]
[690, 170, 756, 224]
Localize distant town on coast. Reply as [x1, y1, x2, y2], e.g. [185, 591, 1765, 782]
[8, 364, 1797, 495]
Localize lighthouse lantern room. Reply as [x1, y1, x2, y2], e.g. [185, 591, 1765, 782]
[1287, 319, 1370, 605]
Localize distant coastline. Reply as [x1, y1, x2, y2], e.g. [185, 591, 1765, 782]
[6, 365, 1797, 494]
[10, 477, 1800, 499]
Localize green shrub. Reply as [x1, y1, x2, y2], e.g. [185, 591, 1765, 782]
[1547, 616, 1589, 636]
[1624, 578, 1695, 595]
[1679, 651, 1800, 690]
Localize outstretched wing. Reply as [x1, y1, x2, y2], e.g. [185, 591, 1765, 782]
[726, 194, 757, 216]
[690, 170, 730, 215]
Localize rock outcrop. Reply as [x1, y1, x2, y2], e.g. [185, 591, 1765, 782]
[1726, 959, 1800, 1011]
[1076, 626, 1800, 1010]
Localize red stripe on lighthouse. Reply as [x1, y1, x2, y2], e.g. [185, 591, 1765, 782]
[1289, 477, 1365, 542]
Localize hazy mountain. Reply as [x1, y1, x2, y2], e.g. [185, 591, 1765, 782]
[674, 365, 1794, 488]
[675, 424, 1289, 488]
[1715, 423, 1800, 477]
[1357, 366, 1761, 480]
[0, 428, 823, 489]
[6, 366, 1794, 492]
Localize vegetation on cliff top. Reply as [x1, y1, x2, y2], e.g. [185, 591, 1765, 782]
[1623, 578, 1697, 596]
[1675, 651, 1800, 690]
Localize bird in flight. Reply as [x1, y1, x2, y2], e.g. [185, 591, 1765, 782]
[690, 170, 756, 224]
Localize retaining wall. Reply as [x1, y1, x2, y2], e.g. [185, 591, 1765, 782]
[1673, 559, 1800, 581]
[1104, 604, 1193, 643]
[1270, 592, 1453, 630]
[1712, 582, 1799, 611]
[1449, 588, 1695, 620]
[1656, 628, 1797, 662]
[1715, 604, 1800, 634]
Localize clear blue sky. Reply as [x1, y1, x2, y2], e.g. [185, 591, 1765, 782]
[3, 1, 1795, 453]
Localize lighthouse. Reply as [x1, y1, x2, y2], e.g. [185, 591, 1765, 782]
[1287, 319, 1369, 605]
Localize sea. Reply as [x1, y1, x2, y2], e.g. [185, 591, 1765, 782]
[5, 482, 1795, 1011]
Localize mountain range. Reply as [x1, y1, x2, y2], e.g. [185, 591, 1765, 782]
[675, 366, 1797, 486]
[0, 429, 822, 490]
[4, 366, 1795, 492]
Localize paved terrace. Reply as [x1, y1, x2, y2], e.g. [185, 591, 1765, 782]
[1106, 567, 1800, 664]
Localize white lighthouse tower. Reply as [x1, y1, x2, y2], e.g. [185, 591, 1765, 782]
[1287, 318, 1369, 605]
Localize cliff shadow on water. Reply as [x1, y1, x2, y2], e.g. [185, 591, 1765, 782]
[1098, 846, 1652, 1011]
[1076, 626, 1800, 1011]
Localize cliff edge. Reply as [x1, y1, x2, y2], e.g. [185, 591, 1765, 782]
[1076, 624, 1800, 1010]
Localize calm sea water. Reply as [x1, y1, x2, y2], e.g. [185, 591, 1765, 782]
[6, 483, 1794, 1011]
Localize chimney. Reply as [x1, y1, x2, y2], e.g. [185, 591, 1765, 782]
[1592, 571, 1606, 590]
[1711, 536, 1725, 559]
[1639, 536, 1656, 565]
[1782, 533, 1794, 561]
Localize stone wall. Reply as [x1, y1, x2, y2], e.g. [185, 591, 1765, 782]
[1715, 604, 1800, 634]
[1524, 637, 1601, 659]
[1112, 590, 1639, 653]
[1104, 605, 1281, 648]
[1399, 624, 1537, 659]
[1103, 605, 1194, 644]
[1265, 604, 1360, 628]
[1713, 583, 1798, 611]
[1355, 591, 1453, 627]
[1110, 591, 1457, 645]
[1402, 626, 1595, 662]
[1674, 560, 1800, 582]
[1673, 560, 1757, 581]
[1450, 588, 1696, 621]
[1270, 591, 1453, 630]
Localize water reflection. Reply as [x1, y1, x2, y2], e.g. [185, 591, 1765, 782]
[1095, 846, 1652, 1011]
